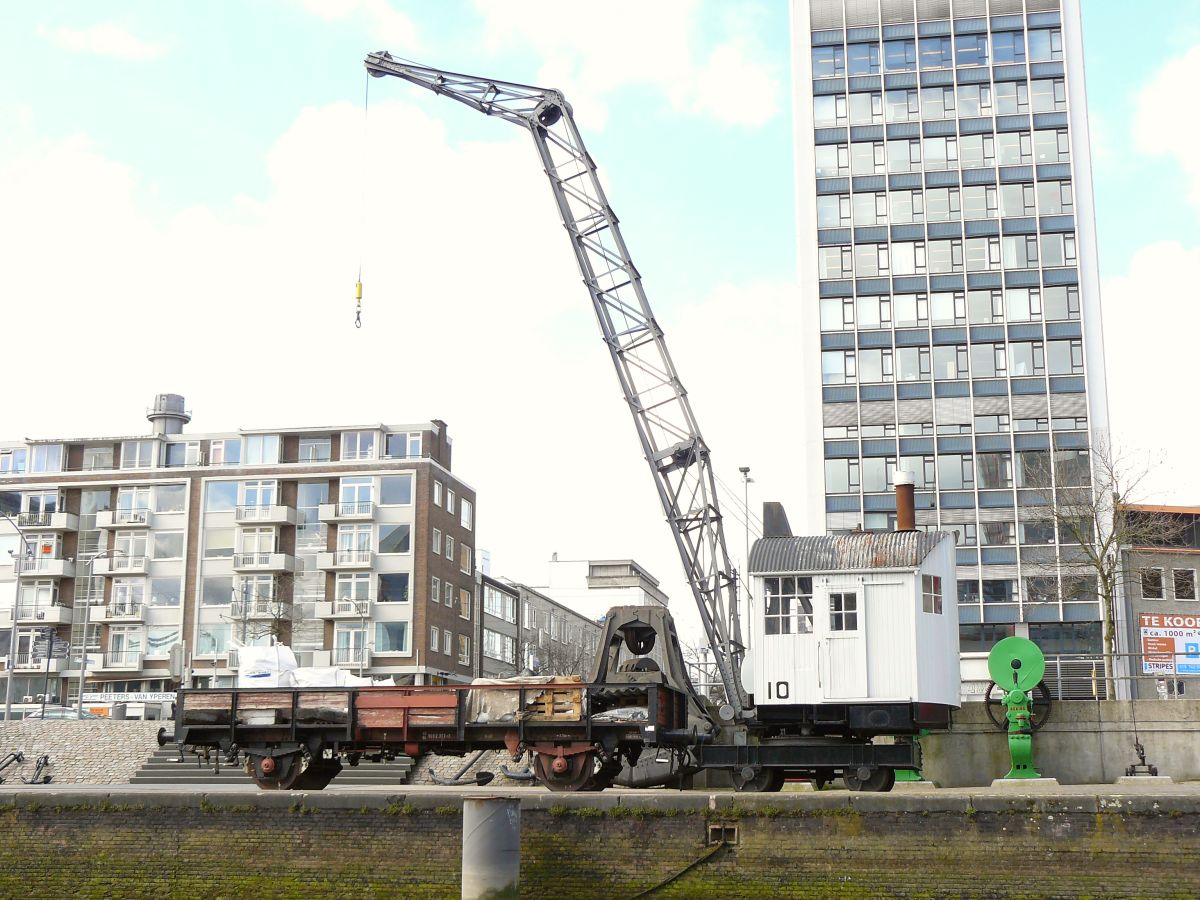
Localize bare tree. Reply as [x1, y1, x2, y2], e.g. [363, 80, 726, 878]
[680, 638, 727, 704]
[228, 573, 294, 647]
[522, 636, 592, 678]
[1018, 438, 1186, 694]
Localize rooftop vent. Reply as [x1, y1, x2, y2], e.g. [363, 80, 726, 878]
[146, 394, 191, 436]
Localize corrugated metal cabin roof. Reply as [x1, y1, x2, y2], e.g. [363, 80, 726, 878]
[749, 531, 949, 575]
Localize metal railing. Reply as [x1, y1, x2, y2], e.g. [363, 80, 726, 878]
[104, 555, 148, 571]
[112, 509, 150, 525]
[12, 603, 68, 621]
[230, 599, 285, 619]
[333, 646, 367, 665]
[13, 557, 67, 574]
[970, 651, 1200, 702]
[106, 602, 144, 618]
[235, 504, 286, 521]
[234, 552, 277, 568]
[333, 549, 372, 565]
[332, 598, 371, 616]
[102, 650, 143, 668]
[17, 512, 54, 528]
[337, 501, 374, 517]
[11, 652, 67, 670]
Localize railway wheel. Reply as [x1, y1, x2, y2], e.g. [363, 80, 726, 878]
[732, 767, 784, 793]
[533, 749, 596, 792]
[843, 767, 896, 792]
[251, 755, 302, 790]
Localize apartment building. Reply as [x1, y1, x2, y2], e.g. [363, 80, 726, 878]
[0, 395, 478, 716]
[792, 0, 1110, 689]
[477, 574, 521, 678]
[503, 581, 602, 678]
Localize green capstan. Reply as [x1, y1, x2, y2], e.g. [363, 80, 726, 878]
[987, 636, 1045, 779]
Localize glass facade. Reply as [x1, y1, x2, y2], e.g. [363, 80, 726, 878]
[801, 0, 1104, 654]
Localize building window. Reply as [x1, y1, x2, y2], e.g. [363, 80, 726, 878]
[883, 38, 916, 72]
[430, 625, 440, 653]
[196, 625, 231, 654]
[991, 30, 1025, 64]
[150, 577, 182, 607]
[445, 534, 454, 560]
[954, 33, 988, 67]
[153, 532, 184, 560]
[458, 634, 471, 665]
[848, 91, 882, 125]
[379, 474, 413, 506]
[981, 522, 1016, 546]
[0, 448, 28, 473]
[334, 624, 366, 665]
[164, 441, 201, 467]
[484, 587, 517, 624]
[243, 434, 280, 465]
[341, 431, 375, 461]
[1142, 573, 1161, 602]
[447, 490, 456, 515]
[885, 88, 919, 122]
[824, 458, 860, 494]
[764, 576, 813, 635]
[201, 576, 233, 606]
[815, 143, 850, 177]
[379, 573, 410, 603]
[829, 592, 858, 632]
[995, 81, 1029, 116]
[460, 589, 472, 620]
[1028, 28, 1063, 62]
[957, 83, 992, 117]
[431, 576, 440, 604]
[460, 499, 474, 531]
[120, 440, 156, 470]
[922, 575, 943, 614]
[378, 523, 412, 554]
[336, 572, 371, 606]
[1173, 570, 1196, 601]
[813, 94, 847, 128]
[484, 629, 517, 665]
[1031, 79, 1067, 113]
[444, 581, 455, 606]
[818, 193, 851, 228]
[460, 543, 472, 575]
[432, 528, 442, 554]
[298, 435, 331, 462]
[385, 431, 422, 459]
[811, 44, 845, 78]
[433, 481, 443, 507]
[376, 622, 409, 653]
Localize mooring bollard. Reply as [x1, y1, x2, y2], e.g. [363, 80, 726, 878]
[462, 797, 520, 900]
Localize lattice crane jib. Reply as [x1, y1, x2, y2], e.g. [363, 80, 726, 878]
[364, 54, 751, 717]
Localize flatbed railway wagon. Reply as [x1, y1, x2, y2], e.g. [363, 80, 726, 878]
[167, 676, 693, 791]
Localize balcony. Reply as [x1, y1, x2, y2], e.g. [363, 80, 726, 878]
[10, 653, 69, 673]
[232, 552, 296, 573]
[100, 602, 145, 622]
[94, 556, 149, 576]
[14, 557, 76, 579]
[5, 604, 74, 626]
[316, 549, 374, 571]
[96, 509, 153, 530]
[17, 511, 79, 532]
[230, 599, 288, 621]
[100, 650, 144, 671]
[315, 598, 375, 620]
[318, 501, 375, 523]
[235, 504, 298, 526]
[332, 646, 368, 668]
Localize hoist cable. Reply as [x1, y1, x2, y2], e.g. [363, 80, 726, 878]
[355, 72, 370, 329]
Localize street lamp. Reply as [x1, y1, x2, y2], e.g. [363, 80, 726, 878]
[1, 510, 29, 722]
[76, 547, 129, 717]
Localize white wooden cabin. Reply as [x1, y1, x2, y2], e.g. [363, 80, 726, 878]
[745, 531, 960, 710]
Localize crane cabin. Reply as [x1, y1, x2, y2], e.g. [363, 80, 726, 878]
[745, 528, 960, 734]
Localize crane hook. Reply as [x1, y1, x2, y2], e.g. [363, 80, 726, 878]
[355, 279, 363, 328]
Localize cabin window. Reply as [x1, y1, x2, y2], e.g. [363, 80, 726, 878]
[829, 592, 858, 632]
[764, 576, 814, 635]
[922, 575, 943, 614]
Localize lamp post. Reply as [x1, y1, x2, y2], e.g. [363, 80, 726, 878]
[76, 547, 128, 717]
[1, 511, 29, 722]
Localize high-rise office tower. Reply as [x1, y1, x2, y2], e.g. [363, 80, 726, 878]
[792, 0, 1110, 688]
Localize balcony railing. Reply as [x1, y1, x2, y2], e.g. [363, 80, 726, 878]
[102, 650, 144, 669]
[12, 603, 73, 624]
[230, 599, 285, 619]
[106, 602, 144, 619]
[333, 646, 367, 666]
[335, 549, 372, 566]
[17, 512, 54, 528]
[234, 504, 297, 524]
[95, 556, 149, 575]
[11, 652, 70, 671]
[13, 557, 74, 577]
[113, 509, 150, 526]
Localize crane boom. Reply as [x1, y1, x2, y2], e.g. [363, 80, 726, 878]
[364, 53, 751, 718]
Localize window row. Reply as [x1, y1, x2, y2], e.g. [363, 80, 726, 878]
[817, 183, 1072, 229]
[1141, 568, 1197, 601]
[821, 287, 1080, 332]
[429, 575, 473, 618]
[959, 577, 1100, 610]
[483, 628, 518, 665]
[483, 585, 518, 623]
[816, 135, 1069, 180]
[821, 337, 1084, 384]
[824, 448, 1090, 494]
[811, 29, 1064, 78]
[823, 415, 1089, 440]
[815, 79, 1067, 129]
[334, 572, 413, 604]
[433, 479, 474, 530]
[820, 233, 1077, 279]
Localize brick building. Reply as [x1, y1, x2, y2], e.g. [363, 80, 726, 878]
[0, 395, 478, 717]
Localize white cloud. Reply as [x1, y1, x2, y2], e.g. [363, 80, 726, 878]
[1133, 43, 1200, 210]
[37, 23, 169, 61]
[1101, 240, 1200, 503]
[473, 0, 780, 129]
[299, 0, 419, 49]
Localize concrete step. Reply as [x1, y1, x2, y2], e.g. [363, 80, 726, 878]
[129, 752, 413, 785]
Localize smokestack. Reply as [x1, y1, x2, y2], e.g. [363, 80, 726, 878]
[894, 471, 915, 532]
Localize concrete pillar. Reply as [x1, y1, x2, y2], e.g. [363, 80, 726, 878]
[461, 797, 520, 900]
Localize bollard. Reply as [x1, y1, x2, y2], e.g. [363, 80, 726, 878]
[462, 797, 520, 900]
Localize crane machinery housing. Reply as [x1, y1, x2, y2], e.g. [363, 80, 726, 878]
[161, 55, 960, 793]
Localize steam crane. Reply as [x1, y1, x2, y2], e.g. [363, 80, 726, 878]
[362, 54, 751, 722]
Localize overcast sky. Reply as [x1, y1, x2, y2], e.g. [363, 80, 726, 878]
[2, 1, 1198, 643]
